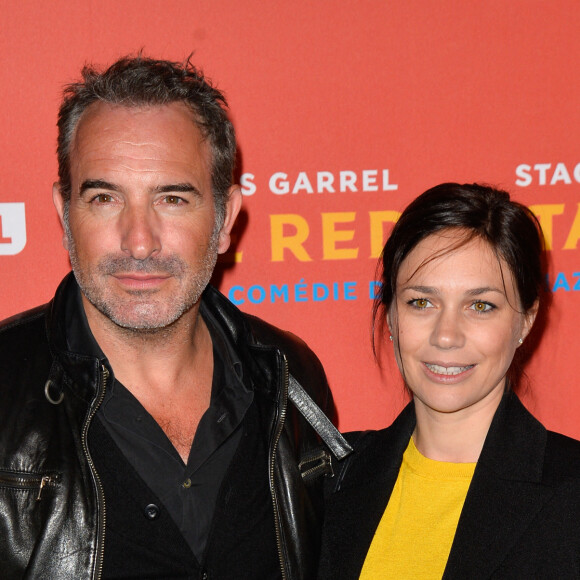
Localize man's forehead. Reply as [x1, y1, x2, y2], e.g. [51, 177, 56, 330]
[70, 102, 206, 158]
[68, 101, 212, 191]
[72, 101, 200, 145]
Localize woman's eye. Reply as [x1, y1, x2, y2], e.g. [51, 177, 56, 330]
[409, 298, 431, 309]
[472, 301, 493, 313]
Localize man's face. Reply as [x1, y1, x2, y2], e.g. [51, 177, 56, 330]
[53, 102, 240, 332]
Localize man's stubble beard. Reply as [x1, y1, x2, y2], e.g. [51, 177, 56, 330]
[64, 210, 220, 333]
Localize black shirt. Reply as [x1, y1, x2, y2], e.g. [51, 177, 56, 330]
[65, 288, 254, 560]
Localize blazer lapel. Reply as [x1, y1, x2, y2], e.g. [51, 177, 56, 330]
[320, 404, 415, 579]
[444, 393, 555, 579]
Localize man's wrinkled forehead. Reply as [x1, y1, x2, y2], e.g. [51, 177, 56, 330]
[68, 102, 211, 193]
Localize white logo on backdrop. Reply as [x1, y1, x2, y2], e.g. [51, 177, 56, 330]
[0, 203, 27, 255]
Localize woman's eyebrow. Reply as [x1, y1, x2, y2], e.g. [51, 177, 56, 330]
[401, 285, 439, 295]
[466, 287, 504, 296]
[400, 285, 504, 296]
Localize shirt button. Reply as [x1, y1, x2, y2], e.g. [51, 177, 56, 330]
[183, 478, 192, 489]
[144, 503, 160, 520]
[201, 572, 208, 580]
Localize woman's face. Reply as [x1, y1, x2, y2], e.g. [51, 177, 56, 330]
[389, 230, 537, 420]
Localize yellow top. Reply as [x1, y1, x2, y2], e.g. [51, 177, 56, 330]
[360, 437, 476, 579]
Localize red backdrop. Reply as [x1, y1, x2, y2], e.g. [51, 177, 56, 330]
[1, 1, 579, 437]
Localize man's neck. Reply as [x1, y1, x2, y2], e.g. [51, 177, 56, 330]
[83, 296, 212, 397]
[83, 297, 215, 462]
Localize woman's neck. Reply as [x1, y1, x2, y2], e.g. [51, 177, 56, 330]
[412, 388, 504, 463]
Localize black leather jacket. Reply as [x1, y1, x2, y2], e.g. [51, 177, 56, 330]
[0, 274, 344, 580]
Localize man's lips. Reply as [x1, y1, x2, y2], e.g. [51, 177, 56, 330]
[112, 273, 171, 289]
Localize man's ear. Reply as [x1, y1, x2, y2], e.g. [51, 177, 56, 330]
[217, 185, 243, 255]
[52, 182, 70, 251]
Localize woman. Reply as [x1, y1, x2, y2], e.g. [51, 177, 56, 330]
[319, 183, 580, 579]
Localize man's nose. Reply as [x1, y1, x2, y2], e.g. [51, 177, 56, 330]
[429, 308, 466, 350]
[119, 205, 161, 260]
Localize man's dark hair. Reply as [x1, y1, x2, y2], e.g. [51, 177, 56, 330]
[57, 55, 236, 226]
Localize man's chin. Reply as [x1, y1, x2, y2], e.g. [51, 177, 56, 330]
[95, 301, 194, 333]
[78, 278, 207, 333]
[116, 324, 175, 335]
[111, 311, 186, 331]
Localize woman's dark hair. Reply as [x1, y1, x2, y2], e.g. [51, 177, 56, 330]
[374, 182, 546, 385]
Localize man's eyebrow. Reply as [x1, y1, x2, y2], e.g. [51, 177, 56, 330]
[153, 183, 202, 196]
[78, 181, 203, 197]
[79, 179, 120, 196]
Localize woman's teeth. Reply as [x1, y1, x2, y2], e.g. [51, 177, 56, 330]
[425, 363, 474, 375]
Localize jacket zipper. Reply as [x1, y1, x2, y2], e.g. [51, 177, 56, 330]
[298, 448, 333, 481]
[270, 354, 289, 580]
[82, 364, 109, 580]
[0, 472, 60, 501]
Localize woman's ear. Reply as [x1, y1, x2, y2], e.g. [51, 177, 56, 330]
[386, 307, 396, 339]
[520, 299, 540, 344]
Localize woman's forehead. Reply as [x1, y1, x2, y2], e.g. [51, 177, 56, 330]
[397, 231, 514, 294]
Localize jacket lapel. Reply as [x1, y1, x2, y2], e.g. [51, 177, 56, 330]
[320, 404, 415, 579]
[444, 392, 554, 579]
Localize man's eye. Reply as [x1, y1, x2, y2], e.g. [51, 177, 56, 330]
[92, 194, 113, 203]
[164, 195, 184, 205]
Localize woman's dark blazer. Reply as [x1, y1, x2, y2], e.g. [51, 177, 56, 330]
[319, 391, 580, 579]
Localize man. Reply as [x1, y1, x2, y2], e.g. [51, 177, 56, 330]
[0, 56, 350, 579]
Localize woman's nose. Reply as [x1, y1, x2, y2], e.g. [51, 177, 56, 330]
[430, 308, 465, 349]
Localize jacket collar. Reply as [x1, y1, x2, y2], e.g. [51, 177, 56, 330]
[323, 392, 552, 579]
[46, 273, 104, 403]
[45, 273, 277, 401]
[321, 404, 416, 578]
[200, 285, 281, 401]
[474, 389, 546, 481]
[200, 285, 253, 348]
[444, 391, 552, 578]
